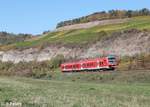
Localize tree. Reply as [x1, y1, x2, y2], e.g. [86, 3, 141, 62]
[139, 8, 150, 16]
[126, 10, 133, 17]
[56, 8, 150, 28]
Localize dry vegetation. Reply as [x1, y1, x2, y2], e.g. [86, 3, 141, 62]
[0, 71, 150, 107]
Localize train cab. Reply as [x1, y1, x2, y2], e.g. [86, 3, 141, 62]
[107, 55, 118, 70]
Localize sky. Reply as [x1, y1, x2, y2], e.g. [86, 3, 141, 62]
[0, 0, 150, 34]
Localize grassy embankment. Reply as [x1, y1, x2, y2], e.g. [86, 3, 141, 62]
[0, 72, 150, 107]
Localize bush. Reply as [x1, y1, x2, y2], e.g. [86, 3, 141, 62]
[118, 54, 150, 70]
[0, 61, 53, 78]
[0, 55, 65, 78]
[50, 54, 65, 69]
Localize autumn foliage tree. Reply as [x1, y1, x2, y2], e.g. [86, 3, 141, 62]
[56, 8, 150, 28]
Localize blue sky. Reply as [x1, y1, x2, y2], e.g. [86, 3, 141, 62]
[0, 0, 150, 34]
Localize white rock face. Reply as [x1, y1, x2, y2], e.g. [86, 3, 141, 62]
[80, 30, 150, 58]
[0, 30, 149, 63]
[0, 46, 83, 63]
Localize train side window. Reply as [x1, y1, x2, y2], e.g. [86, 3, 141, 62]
[83, 64, 86, 67]
[94, 62, 97, 66]
[65, 66, 68, 69]
[62, 66, 64, 69]
[90, 63, 92, 66]
[99, 62, 103, 65]
[89, 63, 91, 67]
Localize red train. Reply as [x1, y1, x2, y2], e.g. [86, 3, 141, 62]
[60, 55, 118, 72]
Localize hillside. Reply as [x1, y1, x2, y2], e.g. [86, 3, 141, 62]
[56, 18, 130, 31]
[56, 8, 150, 28]
[0, 16, 149, 64]
[2, 16, 150, 49]
[0, 12, 150, 107]
[0, 32, 32, 45]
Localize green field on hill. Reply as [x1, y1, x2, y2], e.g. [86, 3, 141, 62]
[1, 16, 149, 50]
[0, 71, 150, 107]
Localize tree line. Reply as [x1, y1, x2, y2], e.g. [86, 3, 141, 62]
[0, 31, 33, 45]
[0, 31, 32, 45]
[56, 8, 150, 28]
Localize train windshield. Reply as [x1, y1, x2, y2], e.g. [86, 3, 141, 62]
[108, 55, 116, 64]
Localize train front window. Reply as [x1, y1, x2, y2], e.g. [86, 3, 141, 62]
[108, 56, 116, 64]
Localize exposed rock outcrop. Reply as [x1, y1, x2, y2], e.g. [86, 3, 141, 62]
[0, 29, 149, 63]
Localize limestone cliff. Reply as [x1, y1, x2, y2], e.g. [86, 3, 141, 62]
[0, 29, 149, 63]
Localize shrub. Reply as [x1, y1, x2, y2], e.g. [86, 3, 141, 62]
[50, 54, 65, 69]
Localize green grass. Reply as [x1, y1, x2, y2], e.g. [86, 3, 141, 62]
[9, 16, 150, 49]
[0, 71, 150, 107]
